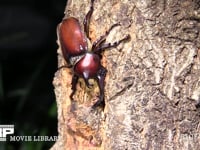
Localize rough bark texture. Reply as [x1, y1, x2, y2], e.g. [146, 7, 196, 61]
[51, 0, 200, 149]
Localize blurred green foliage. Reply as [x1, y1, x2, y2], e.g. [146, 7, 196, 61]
[0, 0, 67, 149]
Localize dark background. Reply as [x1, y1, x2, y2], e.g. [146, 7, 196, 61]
[0, 0, 67, 149]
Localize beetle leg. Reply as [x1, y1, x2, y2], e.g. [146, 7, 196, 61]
[58, 52, 73, 69]
[92, 66, 107, 108]
[92, 23, 120, 51]
[83, 0, 95, 40]
[94, 35, 130, 53]
[57, 64, 73, 70]
[70, 74, 79, 101]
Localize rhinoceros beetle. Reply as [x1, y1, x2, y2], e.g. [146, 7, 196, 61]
[57, 0, 130, 108]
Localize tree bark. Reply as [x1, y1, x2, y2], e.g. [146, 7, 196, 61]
[51, 0, 200, 149]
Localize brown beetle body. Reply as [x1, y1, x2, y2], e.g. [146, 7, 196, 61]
[58, 17, 87, 60]
[58, 0, 130, 108]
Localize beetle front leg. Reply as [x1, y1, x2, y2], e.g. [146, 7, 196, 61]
[83, 0, 95, 40]
[70, 74, 79, 101]
[92, 66, 107, 109]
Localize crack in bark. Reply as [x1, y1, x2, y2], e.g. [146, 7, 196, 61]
[108, 77, 134, 102]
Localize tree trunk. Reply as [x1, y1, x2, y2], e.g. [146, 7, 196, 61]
[51, 0, 200, 149]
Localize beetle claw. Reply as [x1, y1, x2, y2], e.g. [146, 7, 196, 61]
[92, 96, 105, 109]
